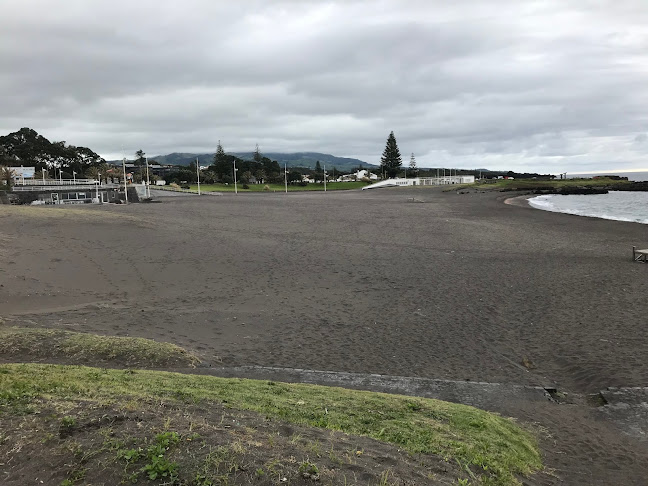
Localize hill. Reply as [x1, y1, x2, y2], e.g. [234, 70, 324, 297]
[150, 151, 375, 171]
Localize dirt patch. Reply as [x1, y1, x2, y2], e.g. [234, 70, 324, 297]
[0, 398, 470, 486]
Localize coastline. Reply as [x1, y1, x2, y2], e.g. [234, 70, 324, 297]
[503, 193, 535, 208]
[2, 189, 648, 484]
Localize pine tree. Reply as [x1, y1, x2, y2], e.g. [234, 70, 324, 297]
[380, 131, 402, 178]
[253, 144, 262, 163]
[409, 153, 417, 176]
[212, 141, 229, 181]
[315, 160, 322, 172]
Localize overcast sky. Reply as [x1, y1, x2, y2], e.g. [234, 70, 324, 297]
[2, 1, 647, 173]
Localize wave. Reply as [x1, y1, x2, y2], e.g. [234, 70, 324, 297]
[528, 192, 648, 224]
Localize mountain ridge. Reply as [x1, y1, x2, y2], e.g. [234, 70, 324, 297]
[143, 151, 376, 170]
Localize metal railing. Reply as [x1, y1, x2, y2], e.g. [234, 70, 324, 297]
[11, 182, 121, 192]
[15, 179, 98, 186]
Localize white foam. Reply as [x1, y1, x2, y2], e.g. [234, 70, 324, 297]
[528, 192, 648, 225]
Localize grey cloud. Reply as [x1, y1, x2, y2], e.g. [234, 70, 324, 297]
[1, 0, 647, 172]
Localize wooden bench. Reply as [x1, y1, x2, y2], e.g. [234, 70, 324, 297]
[632, 246, 648, 262]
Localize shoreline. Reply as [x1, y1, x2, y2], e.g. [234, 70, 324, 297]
[3, 189, 648, 484]
[503, 193, 535, 208]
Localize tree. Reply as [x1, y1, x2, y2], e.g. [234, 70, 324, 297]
[380, 131, 402, 178]
[212, 141, 230, 181]
[409, 153, 417, 176]
[135, 149, 146, 183]
[0, 166, 13, 189]
[253, 144, 262, 163]
[315, 160, 322, 172]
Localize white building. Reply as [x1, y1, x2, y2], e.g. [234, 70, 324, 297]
[362, 175, 475, 190]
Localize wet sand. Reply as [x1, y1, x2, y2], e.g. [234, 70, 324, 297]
[1, 187, 647, 484]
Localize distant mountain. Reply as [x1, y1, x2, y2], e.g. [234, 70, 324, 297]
[147, 151, 375, 171]
[231, 152, 375, 171]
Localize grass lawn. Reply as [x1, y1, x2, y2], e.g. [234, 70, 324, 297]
[158, 181, 370, 193]
[0, 362, 541, 485]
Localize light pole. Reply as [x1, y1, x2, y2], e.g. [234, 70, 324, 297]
[323, 164, 327, 192]
[145, 157, 151, 198]
[233, 160, 238, 194]
[284, 163, 288, 193]
[41, 168, 46, 183]
[122, 157, 128, 203]
[72, 171, 76, 184]
[196, 157, 201, 195]
[95, 174, 100, 201]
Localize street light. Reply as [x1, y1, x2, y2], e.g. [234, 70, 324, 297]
[196, 157, 201, 195]
[233, 160, 238, 194]
[284, 163, 288, 193]
[122, 157, 128, 203]
[323, 164, 327, 192]
[145, 157, 151, 198]
[41, 168, 46, 183]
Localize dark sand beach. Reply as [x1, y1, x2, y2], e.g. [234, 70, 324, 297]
[2, 187, 647, 484]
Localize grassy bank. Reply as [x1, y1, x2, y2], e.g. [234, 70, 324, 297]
[157, 181, 370, 193]
[0, 327, 200, 368]
[0, 363, 541, 485]
[447, 177, 631, 192]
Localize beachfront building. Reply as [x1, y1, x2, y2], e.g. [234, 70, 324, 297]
[362, 175, 475, 190]
[10, 178, 123, 204]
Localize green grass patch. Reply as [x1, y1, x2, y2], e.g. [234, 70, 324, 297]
[446, 177, 632, 192]
[0, 363, 541, 485]
[0, 327, 200, 368]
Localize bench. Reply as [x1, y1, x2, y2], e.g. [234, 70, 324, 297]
[632, 246, 648, 263]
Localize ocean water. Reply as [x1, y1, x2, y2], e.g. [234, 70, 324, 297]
[529, 191, 648, 224]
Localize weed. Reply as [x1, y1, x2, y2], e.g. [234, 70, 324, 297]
[299, 461, 319, 479]
[117, 447, 142, 465]
[142, 453, 178, 481]
[377, 469, 395, 486]
[60, 416, 76, 428]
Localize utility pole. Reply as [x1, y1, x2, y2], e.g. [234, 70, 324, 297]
[196, 157, 201, 195]
[122, 157, 128, 203]
[146, 157, 151, 198]
[284, 163, 288, 193]
[233, 160, 238, 194]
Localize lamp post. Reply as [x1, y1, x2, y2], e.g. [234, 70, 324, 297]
[284, 163, 288, 193]
[196, 157, 201, 195]
[41, 168, 46, 183]
[323, 164, 327, 192]
[145, 157, 151, 198]
[122, 157, 128, 203]
[233, 160, 238, 194]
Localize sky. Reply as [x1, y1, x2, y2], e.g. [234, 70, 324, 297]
[1, 0, 647, 173]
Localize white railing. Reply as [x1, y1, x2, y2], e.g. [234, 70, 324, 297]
[15, 179, 98, 186]
[11, 182, 121, 192]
